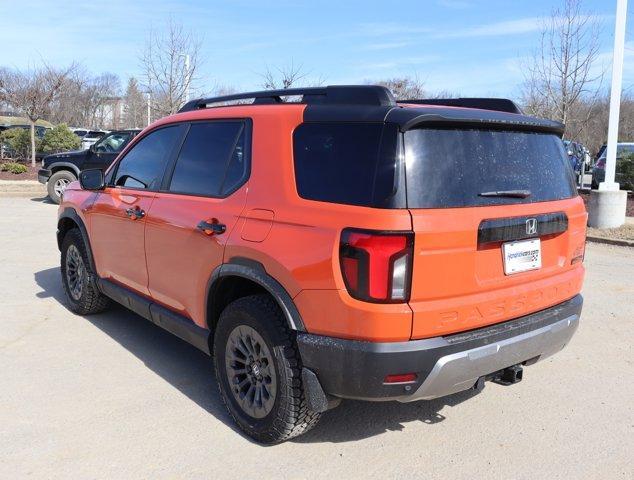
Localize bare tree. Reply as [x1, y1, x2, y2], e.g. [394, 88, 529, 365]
[49, 68, 121, 129]
[369, 76, 456, 100]
[140, 20, 201, 118]
[521, 0, 603, 139]
[372, 77, 427, 100]
[259, 62, 309, 90]
[0, 64, 75, 166]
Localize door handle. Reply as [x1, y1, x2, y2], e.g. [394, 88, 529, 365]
[125, 207, 145, 220]
[197, 218, 226, 235]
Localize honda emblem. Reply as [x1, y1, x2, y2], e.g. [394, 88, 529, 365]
[526, 218, 537, 235]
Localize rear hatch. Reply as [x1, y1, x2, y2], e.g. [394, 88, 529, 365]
[404, 126, 587, 339]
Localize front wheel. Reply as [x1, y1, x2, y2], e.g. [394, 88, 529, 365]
[60, 229, 110, 315]
[213, 294, 321, 444]
[47, 170, 76, 204]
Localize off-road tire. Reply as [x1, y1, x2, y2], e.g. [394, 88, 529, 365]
[214, 294, 321, 444]
[60, 228, 110, 315]
[47, 170, 77, 204]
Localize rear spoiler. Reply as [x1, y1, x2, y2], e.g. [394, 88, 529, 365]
[399, 98, 523, 115]
[388, 106, 565, 137]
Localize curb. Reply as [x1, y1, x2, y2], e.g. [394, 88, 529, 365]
[0, 180, 46, 196]
[586, 235, 634, 248]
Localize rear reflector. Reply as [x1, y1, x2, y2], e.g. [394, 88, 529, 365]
[571, 243, 585, 265]
[340, 229, 413, 303]
[384, 373, 418, 384]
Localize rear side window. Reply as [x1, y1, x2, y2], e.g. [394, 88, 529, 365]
[293, 123, 401, 207]
[113, 125, 184, 190]
[404, 128, 577, 208]
[168, 121, 247, 197]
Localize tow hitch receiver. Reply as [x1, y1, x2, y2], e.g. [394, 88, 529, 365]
[473, 364, 524, 392]
[493, 364, 524, 386]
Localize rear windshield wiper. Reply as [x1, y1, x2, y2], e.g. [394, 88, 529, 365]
[478, 190, 532, 198]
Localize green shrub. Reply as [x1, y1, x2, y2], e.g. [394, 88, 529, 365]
[0, 128, 36, 160]
[617, 152, 634, 191]
[40, 124, 81, 154]
[0, 162, 28, 174]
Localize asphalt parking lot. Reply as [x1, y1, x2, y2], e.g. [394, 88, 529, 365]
[1, 196, 632, 479]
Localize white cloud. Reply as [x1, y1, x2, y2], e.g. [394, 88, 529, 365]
[435, 17, 544, 39]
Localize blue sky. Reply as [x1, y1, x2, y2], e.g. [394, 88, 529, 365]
[1, 0, 632, 98]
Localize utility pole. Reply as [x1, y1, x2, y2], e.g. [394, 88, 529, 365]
[588, 0, 628, 228]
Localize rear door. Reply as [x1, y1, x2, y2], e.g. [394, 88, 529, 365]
[404, 127, 587, 339]
[144, 120, 250, 327]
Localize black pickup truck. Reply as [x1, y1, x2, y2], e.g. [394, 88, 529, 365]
[39, 129, 140, 203]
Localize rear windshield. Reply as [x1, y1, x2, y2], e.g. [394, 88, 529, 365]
[293, 122, 402, 207]
[404, 128, 577, 208]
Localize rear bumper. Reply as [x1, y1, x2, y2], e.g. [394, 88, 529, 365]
[38, 168, 51, 184]
[297, 295, 582, 402]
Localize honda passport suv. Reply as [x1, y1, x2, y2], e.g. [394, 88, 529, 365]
[56, 86, 586, 444]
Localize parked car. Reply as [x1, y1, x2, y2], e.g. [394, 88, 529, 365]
[80, 130, 108, 150]
[39, 129, 140, 203]
[591, 142, 634, 189]
[56, 86, 586, 444]
[71, 128, 90, 138]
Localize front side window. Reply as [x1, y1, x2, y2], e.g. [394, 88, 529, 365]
[113, 125, 184, 190]
[94, 132, 134, 153]
[168, 121, 247, 197]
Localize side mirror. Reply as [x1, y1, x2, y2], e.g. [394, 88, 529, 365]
[79, 169, 105, 191]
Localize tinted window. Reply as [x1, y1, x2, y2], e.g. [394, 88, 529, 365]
[113, 125, 183, 190]
[404, 128, 577, 208]
[293, 123, 400, 207]
[169, 122, 247, 196]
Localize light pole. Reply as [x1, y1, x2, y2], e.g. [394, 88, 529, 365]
[179, 53, 191, 104]
[588, 0, 628, 228]
[146, 92, 151, 127]
[601, 0, 628, 191]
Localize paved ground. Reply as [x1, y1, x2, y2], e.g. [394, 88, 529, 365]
[1, 196, 632, 480]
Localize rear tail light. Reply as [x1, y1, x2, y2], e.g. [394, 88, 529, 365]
[339, 228, 414, 303]
[596, 158, 606, 168]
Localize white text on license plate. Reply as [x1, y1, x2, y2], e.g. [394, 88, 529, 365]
[502, 238, 541, 275]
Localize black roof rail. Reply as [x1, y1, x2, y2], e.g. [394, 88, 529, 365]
[400, 97, 523, 114]
[178, 85, 396, 113]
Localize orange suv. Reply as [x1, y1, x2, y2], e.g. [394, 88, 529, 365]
[56, 86, 586, 443]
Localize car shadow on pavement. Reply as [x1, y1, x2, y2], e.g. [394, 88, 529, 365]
[30, 195, 55, 204]
[34, 266, 479, 444]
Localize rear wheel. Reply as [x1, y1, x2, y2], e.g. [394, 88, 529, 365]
[60, 229, 110, 315]
[213, 294, 320, 444]
[48, 170, 76, 204]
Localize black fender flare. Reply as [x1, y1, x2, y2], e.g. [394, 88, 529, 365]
[48, 162, 81, 177]
[57, 207, 97, 273]
[207, 257, 306, 332]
